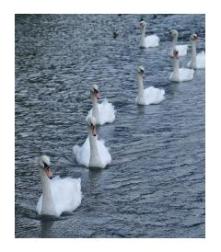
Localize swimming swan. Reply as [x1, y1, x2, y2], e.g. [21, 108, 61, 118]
[169, 50, 194, 82]
[136, 65, 165, 105]
[170, 29, 188, 57]
[139, 19, 160, 48]
[36, 155, 82, 217]
[187, 33, 205, 69]
[73, 117, 111, 169]
[86, 85, 116, 125]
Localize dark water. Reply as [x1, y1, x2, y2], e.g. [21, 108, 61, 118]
[15, 14, 205, 238]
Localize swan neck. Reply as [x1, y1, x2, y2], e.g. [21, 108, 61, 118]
[40, 169, 55, 214]
[173, 58, 180, 79]
[172, 36, 178, 44]
[92, 94, 97, 105]
[88, 132, 101, 166]
[92, 96, 99, 120]
[140, 27, 146, 47]
[171, 37, 177, 54]
[138, 74, 144, 97]
[141, 26, 146, 36]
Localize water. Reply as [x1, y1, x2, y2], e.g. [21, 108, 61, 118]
[15, 14, 205, 238]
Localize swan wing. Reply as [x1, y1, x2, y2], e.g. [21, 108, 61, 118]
[73, 138, 90, 167]
[196, 51, 205, 69]
[144, 34, 160, 48]
[97, 99, 116, 125]
[176, 44, 188, 56]
[96, 139, 112, 166]
[51, 176, 82, 215]
[86, 108, 93, 122]
[179, 68, 194, 81]
[143, 86, 165, 105]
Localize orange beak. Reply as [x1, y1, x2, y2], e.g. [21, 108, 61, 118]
[45, 167, 53, 179]
[95, 91, 101, 99]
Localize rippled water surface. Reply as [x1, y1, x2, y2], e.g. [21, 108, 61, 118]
[15, 14, 205, 238]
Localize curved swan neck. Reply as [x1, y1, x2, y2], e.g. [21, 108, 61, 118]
[40, 169, 55, 214]
[141, 26, 146, 36]
[137, 74, 144, 98]
[91, 94, 98, 104]
[190, 40, 197, 68]
[172, 36, 178, 44]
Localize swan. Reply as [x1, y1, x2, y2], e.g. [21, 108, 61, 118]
[187, 33, 205, 69]
[86, 84, 116, 125]
[136, 65, 165, 105]
[170, 29, 188, 57]
[36, 155, 82, 217]
[169, 50, 194, 82]
[73, 116, 112, 169]
[139, 19, 160, 48]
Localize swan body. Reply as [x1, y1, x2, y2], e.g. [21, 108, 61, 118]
[73, 117, 111, 169]
[187, 34, 205, 69]
[139, 20, 159, 48]
[170, 30, 188, 57]
[36, 155, 82, 217]
[86, 85, 116, 125]
[169, 50, 194, 82]
[136, 66, 165, 105]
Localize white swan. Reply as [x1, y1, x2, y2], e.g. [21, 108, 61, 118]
[169, 50, 194, 82]
[170, 29, 188, 57]
[187, 33, 205, 69]
[139, 19, 160, 48]
[73, 116, 111, 169]
[136, 65, 165, 105]
[86, 85, 116, 125]
[36, 155, 82, 217]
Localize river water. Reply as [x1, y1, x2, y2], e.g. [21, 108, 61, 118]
[15, 14, 205, 238]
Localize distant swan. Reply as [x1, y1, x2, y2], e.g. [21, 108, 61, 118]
[139, 19, 160, 48]
[187, 33, 205, 69]
[73, 116, 111, 169]
[170, 29, 188, 57]
[169, 50, 194, 82]
[36, 155, 82, 217]
[136, 65, 165, 105]
[86, 85, 116, 125]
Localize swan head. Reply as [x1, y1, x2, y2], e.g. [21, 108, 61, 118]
[39, 155, 53, 179]
[90, 84, 101, 99]
[137, 65, 144, 76]
[87, 116, 97, 136]
[139, 20, 147, 30]
[172, 49, 179, 59]
[171, 29, 179, 38]
[190, 33, 198, 41]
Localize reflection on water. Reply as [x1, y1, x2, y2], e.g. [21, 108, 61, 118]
[40, 219, 55, 238]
